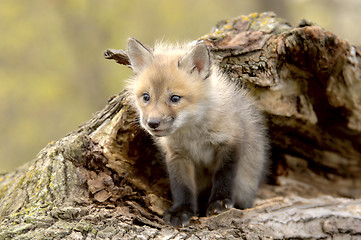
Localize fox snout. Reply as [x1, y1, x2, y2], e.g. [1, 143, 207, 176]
[142, 116, 175, 137]
[147, 118, 160, 129]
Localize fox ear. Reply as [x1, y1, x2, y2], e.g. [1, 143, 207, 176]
[127, 38, 153, 74]
[178, 44, 211, 79]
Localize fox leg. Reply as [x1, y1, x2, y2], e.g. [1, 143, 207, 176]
[233, 137, 266, 210]
[206, 144, 239, 216]
[163, 156, 197, 227]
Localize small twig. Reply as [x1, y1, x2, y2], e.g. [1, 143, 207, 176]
[104, 49, 131, 66]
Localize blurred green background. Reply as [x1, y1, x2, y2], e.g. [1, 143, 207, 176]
[1, 0, 360, 172]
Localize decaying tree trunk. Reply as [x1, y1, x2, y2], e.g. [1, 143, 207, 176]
[1, 12, 361, 239]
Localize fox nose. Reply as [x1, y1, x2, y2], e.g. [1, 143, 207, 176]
[147, 119, 160, 129]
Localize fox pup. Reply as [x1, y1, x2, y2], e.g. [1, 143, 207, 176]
[126, 38, 268, 226]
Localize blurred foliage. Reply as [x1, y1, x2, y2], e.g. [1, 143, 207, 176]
[0, 0, 360, 172]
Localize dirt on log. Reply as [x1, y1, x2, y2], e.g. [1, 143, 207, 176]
[1, 12, 361, 239]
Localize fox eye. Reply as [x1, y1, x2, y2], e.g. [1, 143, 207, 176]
[170, 95, 181, 103]
[142, 93, 150, 102]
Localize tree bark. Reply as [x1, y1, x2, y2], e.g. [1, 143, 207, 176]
[1, 12, 361, 239]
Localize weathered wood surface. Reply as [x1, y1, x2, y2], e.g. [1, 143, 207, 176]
[1, 12, 361, 239]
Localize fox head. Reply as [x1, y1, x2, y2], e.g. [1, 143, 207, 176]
[127, 38, 212, 137]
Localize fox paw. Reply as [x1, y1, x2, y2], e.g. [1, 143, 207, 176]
[163, 206, 194, 227]
[206, 198, 234, 217]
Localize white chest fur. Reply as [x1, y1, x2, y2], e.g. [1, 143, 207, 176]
[157, 124, 230, 168]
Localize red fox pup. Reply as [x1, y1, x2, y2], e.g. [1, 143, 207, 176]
[127, 38, 268, 226]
